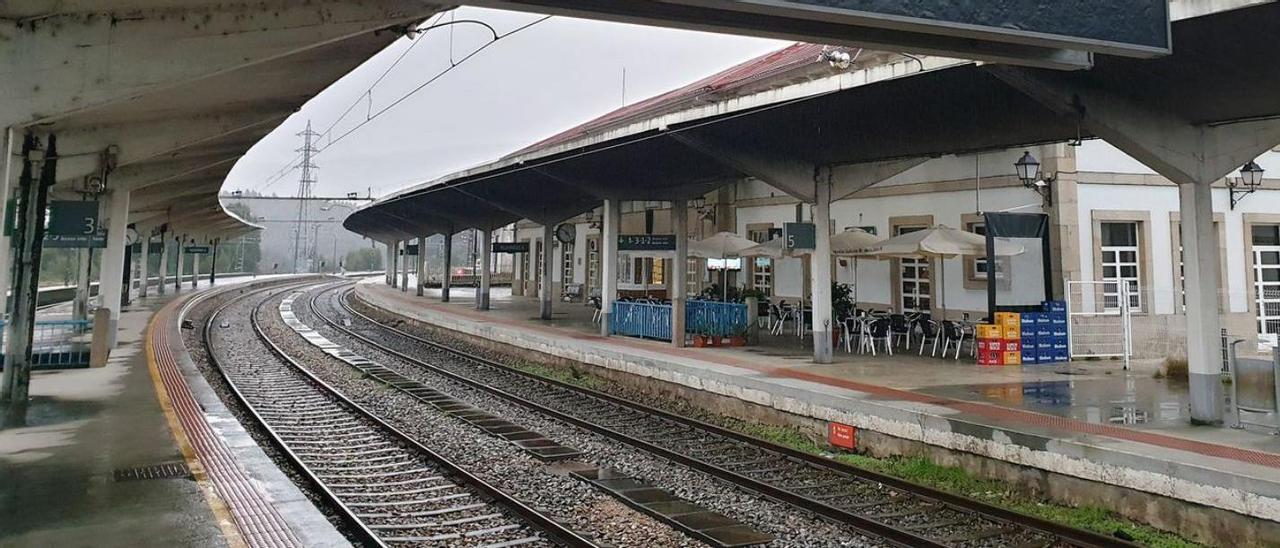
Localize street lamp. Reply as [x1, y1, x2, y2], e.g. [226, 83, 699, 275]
[1014, 151, 1053, 207]
[1228, 160, 1265, 210]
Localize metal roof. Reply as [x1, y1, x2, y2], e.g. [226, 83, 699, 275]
[346, 3, 1280, 242]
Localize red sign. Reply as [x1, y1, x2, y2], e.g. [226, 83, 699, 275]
[827, 422, 856, 450]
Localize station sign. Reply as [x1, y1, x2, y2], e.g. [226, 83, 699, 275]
[184, 245, 211, 254]
[492, 242, 530, 254]
[44, 232, 107, 249]
[783, 222, 815, 250]
[827, 422, 856, 450]
[618, 234, 675, 251]
[403, 244, 419, 256]
[47, 201, 99, 236]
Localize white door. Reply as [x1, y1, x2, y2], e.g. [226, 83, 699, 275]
[1254, 245, 1280, 346]
[897, 226, 930, 313]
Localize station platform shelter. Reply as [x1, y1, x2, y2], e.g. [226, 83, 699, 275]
[359, 277, 1280, 544]
[0, 275, 343, 548]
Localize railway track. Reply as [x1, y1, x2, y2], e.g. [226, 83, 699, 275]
[300, 281, 1138, 548]
[202, 283, 596, 548]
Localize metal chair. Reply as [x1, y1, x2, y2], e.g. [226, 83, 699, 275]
[590, 296, 603, 323]
[889, 314, 912, 348]
[939, 320, 966, 360]
[862, 318, 893, 356]
[916, 319, 942, 356]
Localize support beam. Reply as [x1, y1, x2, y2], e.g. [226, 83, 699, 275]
[157, 230, 169, 296]
[672, 199, 688, 347]
[74, 247, 92, 321]
[400, 240, 409, 292]
[190, 238, 200, 289]
[478, 229, 492, 311]
[1180, 181, 1225, 424]
[0, 128, 16, 315]
[209, 239, 218, 285]
[122, 236, 134, 306]
[174, 236, 185, 293]
[811, 173, 835, 363]
[830, 157, 930, 200]
[97, 186, 131, 346]
[138, 234, 151, 298]
[390, 240, 399, 288]
[540, 224, 554, 320]
[669, 132, 816, 201]
[600, 199, 621, 336]
[441, 234, 453, 302]
[416, 235, 427, 297]
[1, 134, 55, 409]
[992, 66, 1280, 424]
[385, 241, 395, 286]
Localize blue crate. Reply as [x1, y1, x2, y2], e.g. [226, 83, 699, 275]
[1021, 348, 1039, 364]
[1050, 313, 1067, 324]
[1044, 300, 1067, 312]
[1035, 327, 1052, 338]
[1053, 350, 1070, 362]
[1021, 324, 1036, 338]
[1036, 341, 1054, 351]
[1035, 314, 1052, 326]
[1051, 327, 1068, 338]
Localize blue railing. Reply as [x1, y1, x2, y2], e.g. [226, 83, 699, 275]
[686, 299, 749, 338]
[610, 300, 749, 342]
[610, 301, 673, 341]
[0, 319, 93, 369]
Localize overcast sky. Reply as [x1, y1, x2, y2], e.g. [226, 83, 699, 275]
[223, 7, 1279, 200]
[223, 8, 787, 198]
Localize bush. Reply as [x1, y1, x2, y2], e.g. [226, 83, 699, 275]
[1159, 356, 1189, 382]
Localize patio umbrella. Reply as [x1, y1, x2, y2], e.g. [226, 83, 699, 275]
[829, 228, 883, 302]
[691, 232, 758, 300]
[740, 237, 807, 258]
[850, 225, 1024, 319]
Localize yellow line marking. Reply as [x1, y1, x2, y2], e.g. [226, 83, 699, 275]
[145, 296, 248, 548]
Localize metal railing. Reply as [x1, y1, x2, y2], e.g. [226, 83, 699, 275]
[1228, 341, 1280, 434]
[687, 299, 749, 338]
[610, 301, 673, 341]
[0, 319, 93, 369]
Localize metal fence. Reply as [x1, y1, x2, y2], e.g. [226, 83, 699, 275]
[686, 299, 749, 338]
[0, 319, 93, 369]
[610, 301, 673, 341]
[1228, 341, 1279, 433]
[610, 300, 750, 342]
[1066, 280, 1132, 367]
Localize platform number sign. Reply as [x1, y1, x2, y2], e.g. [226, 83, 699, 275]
[783, 222, 815, 250]
[48, 201, 99, 236]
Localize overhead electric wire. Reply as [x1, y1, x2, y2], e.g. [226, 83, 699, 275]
[256, 13, 540, 193]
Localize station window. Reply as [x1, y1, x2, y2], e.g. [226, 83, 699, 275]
[747, 227, 773, 296]
[1252, 225, 1280, 345]
[561, 241, 575, 296]
[897, 225, 930, 313]
[964, 222, 1005, 281]
[1100, 222, 1141, 311]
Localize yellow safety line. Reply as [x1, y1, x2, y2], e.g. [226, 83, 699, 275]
[145, 298, 248, 548]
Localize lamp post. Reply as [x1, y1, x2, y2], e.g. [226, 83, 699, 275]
[1228, 160, 1265, 210]
[1014, 150, 1053, 207]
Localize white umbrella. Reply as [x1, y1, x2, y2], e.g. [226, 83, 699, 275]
[691, 232, 758, 300]
[828, 228, 883, 303]
[850, 225, 1024, 319]
[740, 237, 807, 259]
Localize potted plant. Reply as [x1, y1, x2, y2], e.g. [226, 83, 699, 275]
[831, 282, 854, 347]
[729, 323, 749, 346]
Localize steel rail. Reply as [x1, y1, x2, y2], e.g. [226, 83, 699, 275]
[202, 280, 597, 548]
[318, 282, 1137, 548]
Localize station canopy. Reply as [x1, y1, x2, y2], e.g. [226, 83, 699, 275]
[345, 3, 1280, 243]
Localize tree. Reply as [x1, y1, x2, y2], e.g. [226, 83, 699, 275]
[344, 247, 382, 271]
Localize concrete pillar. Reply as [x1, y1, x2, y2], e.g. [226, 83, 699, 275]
[416, 235, 426, 296]
[156, 231, 168, 296]
[385, 240, 394, 285]
[810, 178, 834, 363]
[174, 236, 184, 293]
[73, 247, 91, 322]
[399, 240, 408, 292]
[672, 200, 688, 347]
[1180, 181, 1225, 424]
[190, 239, 199, 288]
[121, 238, 134, 306]
[600, 199, 621, 336]
[138, 234, 150, 298]
[539, 223, 554, 320]
[0, 127, 17, 316]
[3, 133, 55, 405]
[478, 228, 492, 310]
[209, 239, 218, 285]
[97, 188, 130, 344]
[441, 233, 453, 302]
[389, 239, 399, 288]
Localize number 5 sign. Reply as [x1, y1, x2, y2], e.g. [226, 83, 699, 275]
[47, 201, 100, 236]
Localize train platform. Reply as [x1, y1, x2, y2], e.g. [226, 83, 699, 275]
[0, 275, 342, 548]
[357, 279, 1280, 539]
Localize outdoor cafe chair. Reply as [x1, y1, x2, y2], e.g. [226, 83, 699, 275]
[589, 296, 602, 323]
[939, 320, 967, 360]
[916, 319, 942, 356]
[862, 318, 893, 356]
[889, 314, 912, 348]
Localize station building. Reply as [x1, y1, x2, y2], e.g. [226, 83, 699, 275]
[499, 43, 1280, 360]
